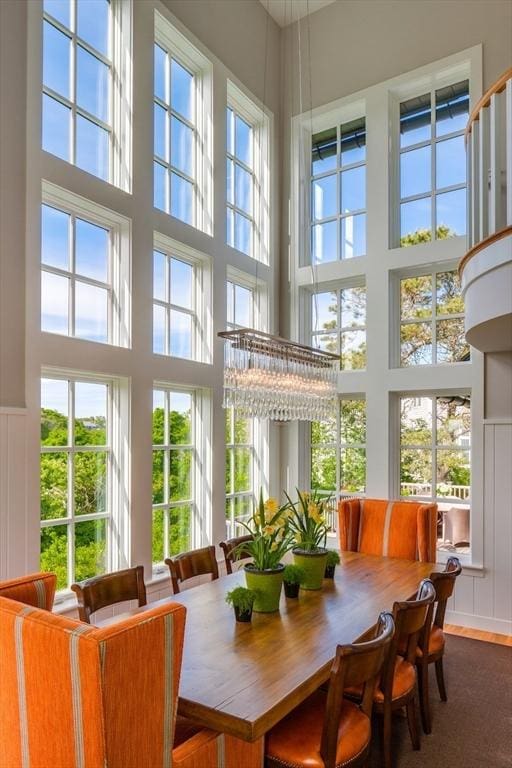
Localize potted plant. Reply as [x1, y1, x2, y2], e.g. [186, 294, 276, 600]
[225, 586, 257, 622]
[283, 563, 305, 598]
[235, 490, 295, 612]
[286, 489, 332, 590]
[324, 549, 341, 578]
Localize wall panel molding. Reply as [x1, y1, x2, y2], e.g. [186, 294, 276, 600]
[0, 410, 28, 578]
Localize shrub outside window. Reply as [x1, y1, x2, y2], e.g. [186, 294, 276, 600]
[311, 286, 366, 370]
[152, 388, 195, 566]
[40, 375, 112, 591]
[399, 269, 469, 366]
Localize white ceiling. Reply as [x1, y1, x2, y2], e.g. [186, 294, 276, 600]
[259, 0, 338, 28]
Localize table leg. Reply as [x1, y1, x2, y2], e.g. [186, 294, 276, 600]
[221, 734, 264, 768]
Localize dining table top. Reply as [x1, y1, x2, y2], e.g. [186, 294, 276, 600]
[99, 551, 442, 742]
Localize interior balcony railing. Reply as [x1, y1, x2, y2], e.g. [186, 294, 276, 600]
[459, 67, 512, 352]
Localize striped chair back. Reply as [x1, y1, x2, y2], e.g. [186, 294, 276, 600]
[337, 498, 437, 562]
[0, 596, 187, 768]
[0, 572, 57, 611]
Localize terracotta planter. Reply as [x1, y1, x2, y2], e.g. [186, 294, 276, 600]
[283, 581, 300, 598]
[292, 548, 328, 590]
[244, 564, 284, 612]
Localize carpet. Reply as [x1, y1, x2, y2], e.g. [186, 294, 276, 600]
[367, 635, 512, 768]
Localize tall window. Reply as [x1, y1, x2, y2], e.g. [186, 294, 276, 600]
[311, 398, 367, 497]
[42, 0, 112, 180]
[311, 286, 366, 370]
[400, 394, 471, 550]
[153, 251, 195, 359]
[154, 47, 196, 225]
[399, 80, 469, 245]
[40, 186, 130, 346]
[226, 107, 254, 256]
[399, 268, 469, 366]
[152, 389, 195, 566]
[310, 117, 366, 264]
[40, 376, 112, 590]
[225, 278, 257, 535]
[226, 81, 269, 262]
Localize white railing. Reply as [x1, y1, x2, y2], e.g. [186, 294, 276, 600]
[400, 483, 470, 501]
[464, 68, 512, 257]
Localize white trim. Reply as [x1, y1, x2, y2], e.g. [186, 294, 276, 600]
[0, 408, 28, 415]
[446, 610, 512, 637]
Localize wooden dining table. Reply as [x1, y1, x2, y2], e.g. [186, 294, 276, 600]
[99, 551, 442, 767]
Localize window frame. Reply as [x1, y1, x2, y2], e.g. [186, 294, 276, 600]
[41, 0, 131, 190]
[41, 181, 131, 348]
[152, 383, 211, 575]
[397, 390, 472, 551]
[392, 261, 469, 368]
[40, 370, 124, 595]
[226, 80, 270, 264]
[154, 10, 213, 235]
[307, 279, 367, 370]
[389, 69, 472, 249]
[153, 232, 212, 363]
[310, 117, 367, 264]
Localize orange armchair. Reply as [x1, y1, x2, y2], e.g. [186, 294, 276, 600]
[0, 595, 222, 768]
[0, 571, 56, 610]
[338, 498, 437, 562]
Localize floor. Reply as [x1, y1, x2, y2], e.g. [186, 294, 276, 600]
[445, 623, 512, 647]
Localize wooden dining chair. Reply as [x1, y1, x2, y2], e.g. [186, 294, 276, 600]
[166, 545, 219, 593]
[265, 612, 395, 768]
[373, 578, 435, 768]
[219, 534, 253, 574]
[416, 556, 462, 733]
[71, 564, 147, 623]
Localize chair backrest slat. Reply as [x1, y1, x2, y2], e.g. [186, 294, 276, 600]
[166, 546, 219, 593]
[219, 535, 253, 574]
[431, 556, 462, 629]
[71, 565, 147, 623]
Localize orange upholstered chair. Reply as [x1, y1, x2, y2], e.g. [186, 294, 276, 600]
[337, 498, 437, 562]
[0, 571, 56, 611]
[0, 595, 223, 768]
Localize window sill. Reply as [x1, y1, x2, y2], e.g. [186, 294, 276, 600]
[436, 549, 484, 576]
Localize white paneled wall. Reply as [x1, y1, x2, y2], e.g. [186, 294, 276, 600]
[0, 409, 28, 579]
[446, 420, 512, 634]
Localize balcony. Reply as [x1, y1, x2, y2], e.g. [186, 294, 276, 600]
[460, 68, 512, 352]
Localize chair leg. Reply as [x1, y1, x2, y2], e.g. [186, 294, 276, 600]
[381, 705, 393, 768]
[406, 692, 421, 751]
[435, 657, 447, 702]
[417, 660, 432, 734]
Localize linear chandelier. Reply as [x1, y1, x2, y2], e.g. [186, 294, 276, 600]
[218, 329, 339, 422]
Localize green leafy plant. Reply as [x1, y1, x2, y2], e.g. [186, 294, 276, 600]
[283, 564, 305, 585]
[326, 549, 341, 567]
[285, 489, 331, 552]
[225, 586, 257, 612]
[235, 489, 295, 570]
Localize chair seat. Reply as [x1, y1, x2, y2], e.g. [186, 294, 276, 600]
[266, 689, 370, 768]
[417, 626, 445, 659]
[345, 658, 416, 704]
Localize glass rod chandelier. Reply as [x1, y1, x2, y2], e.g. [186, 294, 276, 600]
[218, 329, 339, 422]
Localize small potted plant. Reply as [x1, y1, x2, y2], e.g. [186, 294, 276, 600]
[324, 549, 341, 578]
[283, 563, 305, 598]
[225, 586, 257, 622]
